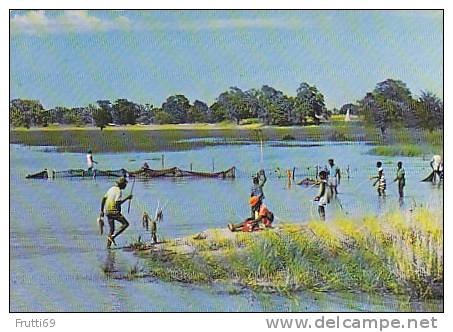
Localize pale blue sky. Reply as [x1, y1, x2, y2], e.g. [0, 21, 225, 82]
[10, 10, 443, 109]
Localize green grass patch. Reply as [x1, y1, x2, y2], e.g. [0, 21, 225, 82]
[10, 125, 442, 153]
[368, 144, 435, 157]
[134, 208, 443, 299]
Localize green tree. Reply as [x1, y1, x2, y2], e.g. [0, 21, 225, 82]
[295, 83, 327, 125]
[187, 100, 209, 123]
[207, 102, 227, 123]
[216, 87, 254, 124]
[92, 104, 111, 130]
[161, 95, 191, 124]
[358, 79, 419, 134]
[136, 103, 154, 124]
[255, 85, 293, 125]
[112, 99, 139, 125]
[9, 99, 46, 128]
[154, 110, 173, 124]
[415, 91, 443, 131]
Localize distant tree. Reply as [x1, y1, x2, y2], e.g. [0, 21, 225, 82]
[74, 107, 93, 125]
[153, 110, 173, 124]
[96, 100, 113, 124]
[187, 100, 209, 123]
[207, 101, 227, 123]
[295, 83, 327, 125]
[48, 107, 65, 124]
[136, 103, 154, 124]
[415, 91, 443, 131]
[358, 79, 420, 134]
[10, 104, 29, 128]
[92, 104, 111, 130]
[9, 99, 46, 128]
[374, 79, 417, 126]
[358, 92, 390, 136]
[216, 87, 254, 124]
[112, 99, 140, 125]
[255, 85, 293, 125]
[161, 95, 191, 124]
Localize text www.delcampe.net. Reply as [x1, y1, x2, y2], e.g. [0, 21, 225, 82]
[266, 316, 438, 330]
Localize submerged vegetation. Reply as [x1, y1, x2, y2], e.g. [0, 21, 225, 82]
[368, 145, 427, 157]
[131, 209, 442, 300]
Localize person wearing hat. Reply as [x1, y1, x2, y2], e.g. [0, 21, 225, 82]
[228, 195, 274, 232]
[314, 170, 329, 221]
[100, 177, 133, 248]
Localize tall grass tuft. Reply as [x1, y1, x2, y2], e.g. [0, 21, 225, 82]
[138, 209, 442, 299]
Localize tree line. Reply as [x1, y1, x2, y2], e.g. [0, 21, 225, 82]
[10, 79, 443, 132]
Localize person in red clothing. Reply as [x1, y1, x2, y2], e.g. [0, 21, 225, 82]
[228, 196, 274, 232]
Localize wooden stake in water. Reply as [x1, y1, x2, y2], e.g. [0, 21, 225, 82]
[127, 176, 136, 214]
[260, 138, 263, 166]
[161, 154, 165, 169]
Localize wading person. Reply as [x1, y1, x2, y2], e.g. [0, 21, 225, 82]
[275, 167, 282, 179]
[142, 161, 150, 170]
[370, 162, 386, 197]
[100, 177, 133, 249]
[86, 150, 98, 173]
[393, 161, 406, 198]
[314, 170, 329, 221]
[250, 169, 266, 218]
[430, 154, 443, 183]
[228, 196, 274, 232]
[326, 158, 341, 197]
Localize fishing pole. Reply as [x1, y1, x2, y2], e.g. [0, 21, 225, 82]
[127, 176, 136, 214]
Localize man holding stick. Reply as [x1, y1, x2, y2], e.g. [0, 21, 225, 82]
[100, 177, 133, 249]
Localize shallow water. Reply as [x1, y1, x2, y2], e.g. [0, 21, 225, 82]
[10, 142, 443, 312]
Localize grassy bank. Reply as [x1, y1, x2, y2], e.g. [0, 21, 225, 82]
[126, 209, 442, 300]
[10, 122, 442, 153]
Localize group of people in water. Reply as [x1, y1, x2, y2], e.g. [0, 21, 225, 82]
[94, 148, 443, 248]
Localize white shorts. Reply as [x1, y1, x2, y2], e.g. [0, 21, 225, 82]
[327, 178, 337, 187]
[318, 196, 328, 206]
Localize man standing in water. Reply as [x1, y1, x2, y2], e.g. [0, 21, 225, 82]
[393, 161, 406, 198]
[370, 161, 386, 197]
[314, 170, 329, 221]
[86, 150, 98, 173]
[100, 177, 133, 249]
[430, 154, 443, 183]
[326, 158, 341, 197]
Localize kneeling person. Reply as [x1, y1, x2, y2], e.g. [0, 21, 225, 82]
[100, 177, 133, 248]
[228, 196, 274, 232]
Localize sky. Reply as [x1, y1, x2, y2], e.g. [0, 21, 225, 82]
[10, 10, 443, 109]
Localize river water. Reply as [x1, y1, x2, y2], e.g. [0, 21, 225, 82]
[10, 142, 443, 312]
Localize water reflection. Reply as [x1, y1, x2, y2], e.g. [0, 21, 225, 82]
[102, 251, 118, 275]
